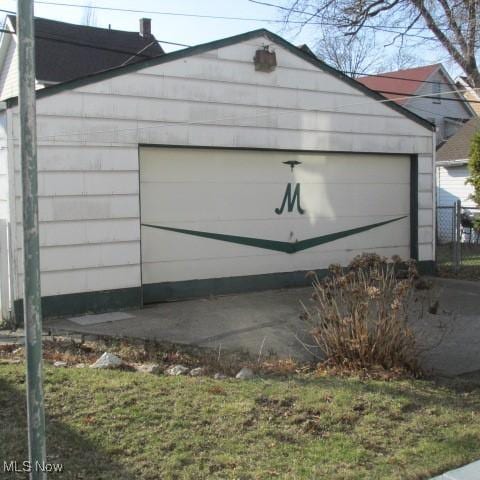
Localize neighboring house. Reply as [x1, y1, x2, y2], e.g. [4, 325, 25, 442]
[358, 64, 475, 146]
[0, 28, 435, 322]
[456, 76, 480, 116]
[436, 117, 479, 208]
[0, 15, 163, 100]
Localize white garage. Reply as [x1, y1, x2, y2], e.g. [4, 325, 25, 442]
[0, 28, 435, 322]
[140, 147, 413, 303]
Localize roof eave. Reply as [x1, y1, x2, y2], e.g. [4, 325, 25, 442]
[436, 159, 469, 166]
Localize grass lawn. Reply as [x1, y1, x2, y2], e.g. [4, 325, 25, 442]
[1, 364, 480, 479]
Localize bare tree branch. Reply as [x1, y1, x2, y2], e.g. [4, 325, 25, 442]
[411, 0, 479, 83]
[436, 0, 469, 53]
[274, 0, 480, 86]
[315, 29, 385, 75]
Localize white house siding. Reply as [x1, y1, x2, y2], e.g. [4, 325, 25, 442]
[6, 35, 435, 304]
[0, 37, 18, 101]
[406, 70, 472, 145]
[0, 110, 10, 317]
[436, 164, 475, 243]
[0, 111, 9, 219]
[0, 35, 46, 102]
[437, 165, 475, 207]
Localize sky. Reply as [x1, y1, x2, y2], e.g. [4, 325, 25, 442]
[1, 0, 311, 49]
[0, 0, 455, 74]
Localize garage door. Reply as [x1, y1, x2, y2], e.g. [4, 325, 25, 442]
[140, 147, 411, 302]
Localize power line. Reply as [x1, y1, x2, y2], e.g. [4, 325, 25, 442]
[246, 0, 444, 41]
[0, 8, 192, 47]
[248, 0, 429, 32]
[0, 26, 189, 55]
[120, 41, 159, 67]
[347, 70, 450, 86]
[0, 17, 460, 86]
[405, 104, 466, 143]
[32, 0, 299, 23]
[0, 0, 376, 26]
[0, 7, 16, 15]
[1, 16, 473, 98]
[0, 24, 474, 101]
[0, 11, 460, 84]
[1, 0, 436, 39]
[29, 86, 476, 143]
[368, 89, 476, 103]
[0, 8, 191, 47]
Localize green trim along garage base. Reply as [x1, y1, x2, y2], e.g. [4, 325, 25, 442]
[12, 261, 435, 324]
[143, 261, 436, 304]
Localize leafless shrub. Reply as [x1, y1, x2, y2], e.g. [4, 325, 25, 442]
[303, 253, 421, 375]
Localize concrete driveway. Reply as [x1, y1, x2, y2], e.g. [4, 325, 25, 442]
[413, 277, 480, 376]
[46, 277, 480, 376]
[47, 287, 316, 361]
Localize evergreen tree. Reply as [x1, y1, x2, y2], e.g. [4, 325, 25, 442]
[467, 131, 480, 207]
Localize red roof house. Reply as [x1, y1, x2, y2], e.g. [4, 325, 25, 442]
[358, 64, 439, 105]
[358, 64, 475, 145]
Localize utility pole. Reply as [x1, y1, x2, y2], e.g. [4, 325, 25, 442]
[17, 1, 47, 478]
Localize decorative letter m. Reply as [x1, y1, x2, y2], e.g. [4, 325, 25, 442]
[275, 183, 305, 215]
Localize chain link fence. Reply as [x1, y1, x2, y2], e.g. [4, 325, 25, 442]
[436, 202, 480, 277]
[436, 205, 456, 265]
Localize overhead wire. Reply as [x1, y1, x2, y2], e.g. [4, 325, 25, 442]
[345, 70, 455, 86]
[23, 0, 430, 30]
[0, 7, 16, 15]
[0, 7, 464, 87]
[1, 1, 436, 40]
[26, 86, 477, 143]
[0, 5, 474, 141]
[0, 22, 470, 94]
[359, 90, 477, 103]
[0, 26, 189, 54]
[247, 0, 428, 31]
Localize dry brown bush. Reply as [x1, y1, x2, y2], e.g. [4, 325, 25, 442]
[303, 253, 420, 375]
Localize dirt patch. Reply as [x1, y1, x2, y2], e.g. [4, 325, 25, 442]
[0, 335, 315, 378]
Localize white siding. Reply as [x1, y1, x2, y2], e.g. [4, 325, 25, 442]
[0, 35, 46, 101]
[7, 35, 435, 299]
[0, 110, 10, 318]
[406, 69, 473, 145]
[0, 37, 18, 101]
[436, 164, 475, 243]
[0, 112, 9, 219]
[437, 165, 474, 207]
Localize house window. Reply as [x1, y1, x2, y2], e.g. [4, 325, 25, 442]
[433, 82, 441, 103]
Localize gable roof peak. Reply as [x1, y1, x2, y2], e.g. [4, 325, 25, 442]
[4, 27, 434, 131]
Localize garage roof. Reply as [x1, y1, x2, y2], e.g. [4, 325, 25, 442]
[5, 28, 434, 132]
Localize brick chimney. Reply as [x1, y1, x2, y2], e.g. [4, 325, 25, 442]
[139, 18, 151, 38]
